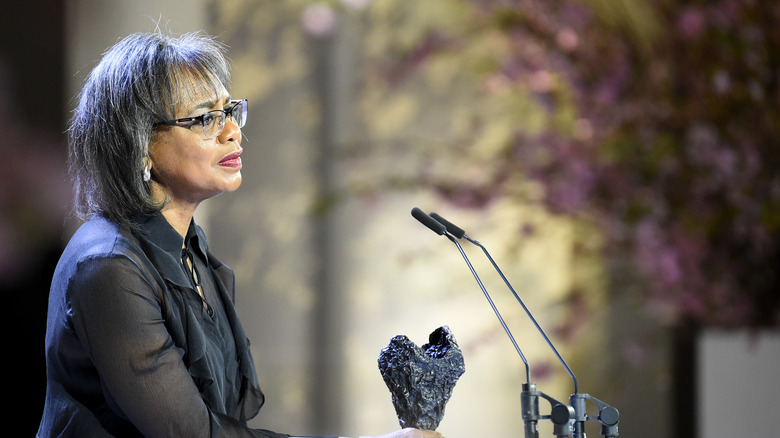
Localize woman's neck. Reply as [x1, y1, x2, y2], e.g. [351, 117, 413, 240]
[160, 207, 195, 242]
[151, 183, 198, 242]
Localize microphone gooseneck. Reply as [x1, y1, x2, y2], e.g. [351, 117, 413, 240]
[411, 208, 532, 384]
[414, 207, 619, 437]
[429, 211, 579, 395]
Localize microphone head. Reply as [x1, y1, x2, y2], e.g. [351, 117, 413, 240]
[411, 207, 447, 235]
[429, 212, 466, 239]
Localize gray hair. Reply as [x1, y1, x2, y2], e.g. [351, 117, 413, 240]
[69, 31, 231, 226]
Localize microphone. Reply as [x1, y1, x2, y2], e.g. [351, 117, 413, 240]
[413, 208, 572, 438]
[411, 207, 447, 235]
[415, 208, 619, 437]
[429, 211, 579, 395]
[428, 211, 465, 238]
[410, 208, 532, 384]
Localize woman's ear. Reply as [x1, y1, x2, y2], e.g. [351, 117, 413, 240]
[142, 156, 152, 182]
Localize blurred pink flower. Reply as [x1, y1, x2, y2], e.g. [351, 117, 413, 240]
[302, 3, 337, 37]
[411, 0, 780, 327]
[556, 27, 579, 52]
[677, 7, 706, 39]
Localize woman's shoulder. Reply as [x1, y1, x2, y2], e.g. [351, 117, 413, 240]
[66, 215, 138, 258]
[54, 216, 148, 278]
[51, 216, 154, 303]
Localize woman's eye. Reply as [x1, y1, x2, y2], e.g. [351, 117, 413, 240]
[202, 113, 216, 127]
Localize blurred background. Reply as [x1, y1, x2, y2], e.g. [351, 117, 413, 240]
[2, 0, 779, 437]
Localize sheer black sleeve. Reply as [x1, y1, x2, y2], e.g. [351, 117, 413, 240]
[67, 255, 289, 438]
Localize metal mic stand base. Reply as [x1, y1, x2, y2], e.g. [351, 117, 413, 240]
[569, 392, 620, 438]
[522, 382, 540, 438]
[523, 382, 576, 438]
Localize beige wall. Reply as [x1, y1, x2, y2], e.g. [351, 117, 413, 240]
[66, 0, 209, 98]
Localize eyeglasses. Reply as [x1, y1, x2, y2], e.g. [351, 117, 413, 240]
[154, 99, 248, 139]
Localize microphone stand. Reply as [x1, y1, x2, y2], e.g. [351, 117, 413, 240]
[431, 212, 579, 395]
[414, 208, 620, 437]
[569, 393, 620, 438]
[444, 231, 531, 383]
[443, 232, 554, 438]
[411, 208, 573, 438]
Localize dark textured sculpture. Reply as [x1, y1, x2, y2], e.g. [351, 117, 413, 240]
[377, 326, 465, 430]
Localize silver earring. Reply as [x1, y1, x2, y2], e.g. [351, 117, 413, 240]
[143, 166, 151, 182]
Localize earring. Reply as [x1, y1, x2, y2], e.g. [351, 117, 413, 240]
[143, 165, 151, 182]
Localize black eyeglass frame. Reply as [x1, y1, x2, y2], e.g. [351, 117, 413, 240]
[153, 99, 248, 139]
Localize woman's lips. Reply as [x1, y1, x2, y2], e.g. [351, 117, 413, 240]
[219, 151, 242, 168]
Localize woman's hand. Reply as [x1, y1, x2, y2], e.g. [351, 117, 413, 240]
[365, 428, 443, 438]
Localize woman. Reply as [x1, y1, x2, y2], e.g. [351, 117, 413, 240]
[38, 32, 441, 438]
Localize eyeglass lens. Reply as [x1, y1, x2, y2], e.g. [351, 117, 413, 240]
[204, 99, 247, 139]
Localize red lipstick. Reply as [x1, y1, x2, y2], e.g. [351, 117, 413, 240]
[219, 150, 242, 169]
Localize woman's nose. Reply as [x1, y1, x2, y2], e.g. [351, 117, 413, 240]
[218, 117, 242, 144]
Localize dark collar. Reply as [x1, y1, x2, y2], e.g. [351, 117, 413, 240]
[132, 212, 210, 287]
[139, 213, 208, 260]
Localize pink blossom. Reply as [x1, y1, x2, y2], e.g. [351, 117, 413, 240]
[712, 70, 731, 94]
[301, 3, 337, 37]
[529, 70, 555, 93]
[556, 27, 579, 52]
[677, 7, 706, 39]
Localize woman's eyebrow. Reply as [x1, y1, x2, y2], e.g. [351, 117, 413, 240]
[187, 95, 231, 115]
[188, 99, 218, 114]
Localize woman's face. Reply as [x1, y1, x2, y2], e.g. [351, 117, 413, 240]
[148, 81, 243, 207]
